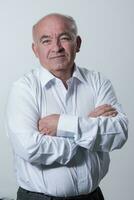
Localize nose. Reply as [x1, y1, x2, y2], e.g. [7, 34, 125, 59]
[51, 40, 64, 53]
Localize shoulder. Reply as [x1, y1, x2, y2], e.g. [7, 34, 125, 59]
[12, 68, 40, 90]
[8, 68, 41, 100]
[78, 66, 110, 85]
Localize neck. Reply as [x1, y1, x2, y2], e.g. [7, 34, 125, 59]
[52, 69, 73, 90]
[51, 65, 75, 82]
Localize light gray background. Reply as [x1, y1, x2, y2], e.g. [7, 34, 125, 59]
[0, 0, 133, 199]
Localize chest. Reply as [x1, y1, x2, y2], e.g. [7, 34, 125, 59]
[37, 81, 96, 118]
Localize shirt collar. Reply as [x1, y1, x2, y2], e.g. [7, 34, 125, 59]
[39, 66, 56, 87]
[39, 65, 86, 87]
[72, 65, 86, 83]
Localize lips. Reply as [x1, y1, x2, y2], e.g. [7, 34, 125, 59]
[49, 55, 66, 59]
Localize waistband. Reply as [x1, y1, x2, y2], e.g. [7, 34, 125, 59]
[18, 186, 102, 200]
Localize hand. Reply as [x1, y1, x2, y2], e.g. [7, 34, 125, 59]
[38, 114, 60, 136]
[88, 104, 118, 118]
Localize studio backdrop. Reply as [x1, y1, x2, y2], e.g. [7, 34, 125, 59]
[0, 0, 133, 199]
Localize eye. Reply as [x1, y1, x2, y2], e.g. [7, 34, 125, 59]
[60, 35, 71, 41]
[42, 39, 51, 45]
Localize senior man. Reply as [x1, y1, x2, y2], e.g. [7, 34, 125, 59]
[6, 13, 128, 200]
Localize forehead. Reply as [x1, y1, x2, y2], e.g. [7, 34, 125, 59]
[35, 16, 72, 37]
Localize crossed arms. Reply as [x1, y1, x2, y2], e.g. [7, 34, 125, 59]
[38, 104, 118, 136]
[6, 79, 128, 165]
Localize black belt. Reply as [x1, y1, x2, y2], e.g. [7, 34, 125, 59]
[18, 186, 104, 200]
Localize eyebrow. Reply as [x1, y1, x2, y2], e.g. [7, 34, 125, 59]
[39, 35, 51, 43]
[59, 32, 73, 39]
[59, 32, 71, 36]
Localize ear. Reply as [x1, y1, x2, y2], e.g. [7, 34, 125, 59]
[32, 43, 39, 58]
[76, 36, 82, 53]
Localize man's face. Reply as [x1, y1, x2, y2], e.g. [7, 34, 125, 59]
[32, 16, 81, 76]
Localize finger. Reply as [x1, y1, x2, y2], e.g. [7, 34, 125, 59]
[96, 106, 116, 116]
[88, 106, 116, 117]
[102, 111, 118, 117]
[96, 105, 114, 112]
[38, 120, 48, 131]
[112, 111, 118, 117]
[40, 130, 46, 134]
[95, 109, 115, 117]
[40, 128, 50, 135]
[38, 124, 44, 131]
[112, 112, 118, 117]
[90, 105, 114, 115]
[38, 120, 43, 131]
[95, 104, 112, 111]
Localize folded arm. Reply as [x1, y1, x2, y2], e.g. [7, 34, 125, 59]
[57, 79, 128, 152]
[39, 79, 128, 152]
[6, 82, 77, 166]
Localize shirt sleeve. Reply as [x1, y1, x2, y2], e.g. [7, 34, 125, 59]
[6, 81, 77, 165]
[57, 77, 128, 152]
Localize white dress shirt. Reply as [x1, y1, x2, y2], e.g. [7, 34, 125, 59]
[6, 65, 128, 197]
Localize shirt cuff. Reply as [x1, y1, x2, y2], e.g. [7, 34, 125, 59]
[57, 114, 78, 138]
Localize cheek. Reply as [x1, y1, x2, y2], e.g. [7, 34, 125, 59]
[64, 44, 77, 55]
[69, 46, 77, 58]
[38, 47, 49, 59]
[36, 47, 50, 66]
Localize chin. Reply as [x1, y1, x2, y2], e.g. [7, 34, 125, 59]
[52, 63, 68, 70]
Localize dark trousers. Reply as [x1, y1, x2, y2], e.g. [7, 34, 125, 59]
[17, 187, 104, 200]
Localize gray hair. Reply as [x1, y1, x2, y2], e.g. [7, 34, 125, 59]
[32, 13, 78, 41]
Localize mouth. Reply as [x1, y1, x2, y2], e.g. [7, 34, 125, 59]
[49, 55, 66, 59]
